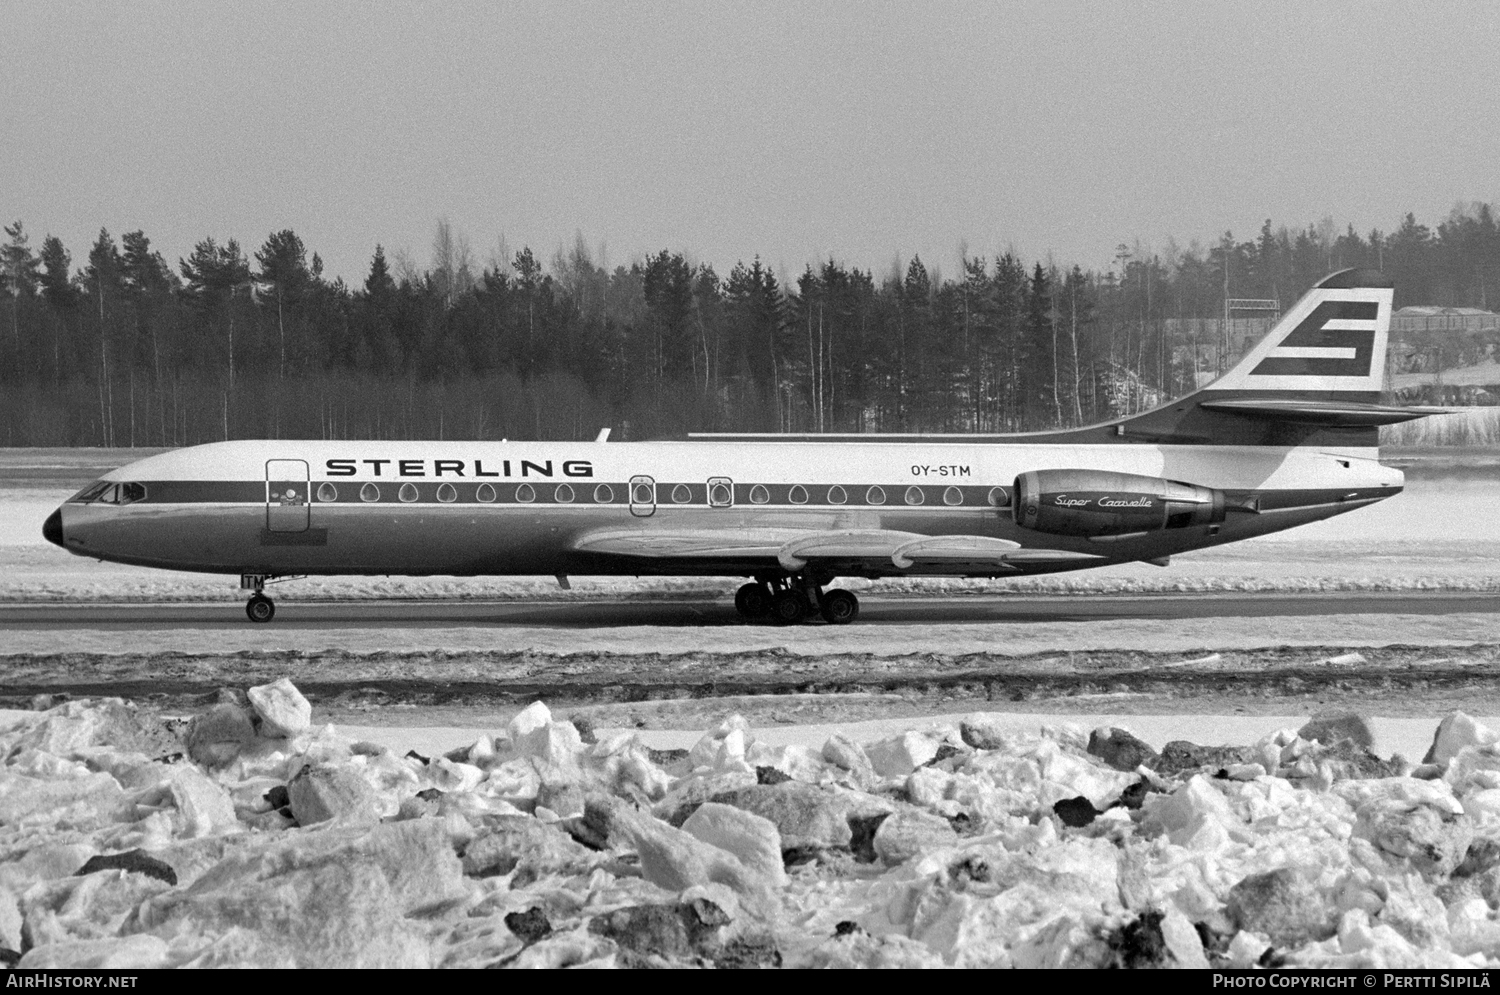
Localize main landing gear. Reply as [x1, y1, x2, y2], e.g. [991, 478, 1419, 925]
[734, 577, 860, 625]
[241, 574, 275, 623]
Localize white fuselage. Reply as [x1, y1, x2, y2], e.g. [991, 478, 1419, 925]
[51, 437, 1402, 579]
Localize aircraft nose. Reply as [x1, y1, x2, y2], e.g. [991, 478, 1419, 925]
[43, 508, 64, 548]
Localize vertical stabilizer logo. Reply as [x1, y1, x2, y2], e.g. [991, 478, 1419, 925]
[1249, 301, 1379, 377]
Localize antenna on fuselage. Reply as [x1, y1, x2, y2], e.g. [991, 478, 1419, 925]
[595, 428, 611, 443]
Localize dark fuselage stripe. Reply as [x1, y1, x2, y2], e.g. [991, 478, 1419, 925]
[72, 480, 1394, 514]
[80, 481, 1015, 509]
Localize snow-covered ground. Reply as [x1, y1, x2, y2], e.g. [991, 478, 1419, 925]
[2, 612, 1498, 659]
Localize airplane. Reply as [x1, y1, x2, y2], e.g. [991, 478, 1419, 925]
[43, 268, 1443, 625]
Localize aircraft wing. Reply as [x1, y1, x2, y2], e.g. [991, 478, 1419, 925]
[571, 527, 1100, 573]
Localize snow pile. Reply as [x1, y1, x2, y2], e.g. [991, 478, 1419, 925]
[6, 688, 1500, 968]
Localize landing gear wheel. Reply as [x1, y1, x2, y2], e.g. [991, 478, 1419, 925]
[769, 590, 807, 625]
[246, 594, 275, 623]
[820, 589, 859, 625]
[734, 582, 771, 618]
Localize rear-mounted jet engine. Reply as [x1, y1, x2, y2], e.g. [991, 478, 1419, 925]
[1012, 469, 1242, 538]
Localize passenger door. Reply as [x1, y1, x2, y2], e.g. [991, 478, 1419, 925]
[266, 459, 310, 533]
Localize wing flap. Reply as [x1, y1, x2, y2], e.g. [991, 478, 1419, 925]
[570, 528, 799, 560]
[998, 549, 1107, 564]
[890, 535, 1021, 568]
[777, 530, 927, 571]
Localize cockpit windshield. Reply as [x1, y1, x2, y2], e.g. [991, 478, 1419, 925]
[70, 481, 112, 503]
[69, 481, 147, 505]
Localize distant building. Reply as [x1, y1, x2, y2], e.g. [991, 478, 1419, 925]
[1392, 306, 1500, 333]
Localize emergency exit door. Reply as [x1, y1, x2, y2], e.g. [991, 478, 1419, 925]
[629, 475, 656, 517]
[266, 459, 310, 533]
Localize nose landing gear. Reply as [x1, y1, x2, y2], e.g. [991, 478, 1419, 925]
[241, 574, 276, 623]
[246, 594, 275, 623]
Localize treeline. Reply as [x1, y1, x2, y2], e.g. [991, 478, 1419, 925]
[1, 205, 1498, 446]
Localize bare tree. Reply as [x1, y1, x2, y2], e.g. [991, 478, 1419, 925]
[390, 247, 421, 286]
[431, 218, 457, 308]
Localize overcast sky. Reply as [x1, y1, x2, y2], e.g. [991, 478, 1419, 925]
[4, 2, 1498, 286]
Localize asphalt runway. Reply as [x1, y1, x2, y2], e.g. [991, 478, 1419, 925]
[2, 590, 1498, 630]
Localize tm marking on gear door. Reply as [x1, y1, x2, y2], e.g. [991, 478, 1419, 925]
[266, 459, 310, 533]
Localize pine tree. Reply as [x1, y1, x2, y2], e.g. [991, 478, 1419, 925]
[85, 230, 124, 444]
[255, 230, 310, 380]
[641, 249, 694, 388]
[1023, 263, 1055, 428]
[180, 237, 251, 394]
[1, 221, 41, 369]
[365, 245, 396, 299]
[39, 236, 72, 307]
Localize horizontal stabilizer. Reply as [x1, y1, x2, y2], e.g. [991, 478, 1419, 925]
[1197, 398, 1452, 426]
[890, 535, 1021, 568]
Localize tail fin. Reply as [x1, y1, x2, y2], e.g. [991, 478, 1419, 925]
[1207, 268, 1392, 400]
[1114, 268, 1445, 446]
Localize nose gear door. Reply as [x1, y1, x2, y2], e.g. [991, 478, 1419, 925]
[629, 475, 656, 518]
[266, 459, 310, 533]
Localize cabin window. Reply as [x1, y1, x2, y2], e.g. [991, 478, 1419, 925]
[866, 486, 886, 505]
[987, 487, 1009, 508]
[943, 486, 963, 506]
[476, 483, 497, 503]
[555, 484, 575, 503]
[360, 483, 380, 503]
[749, 484, 770, 505]
[516, 483, 536, 503]
[632, 482, 653, 504]
[671, 484, 692, 504]
[317, 482, 338, 503]
[788, 485, 808, 505]
[905, 486, 925, 506]
[709, 480, 733, 507]
[436, 483, 457, 503]
[826, 485, 847, 505]
[398, 483, 419, 503]
[594, 484, 614, 503]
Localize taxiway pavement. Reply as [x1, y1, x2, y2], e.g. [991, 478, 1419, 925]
[3, 590, 1498, 630]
